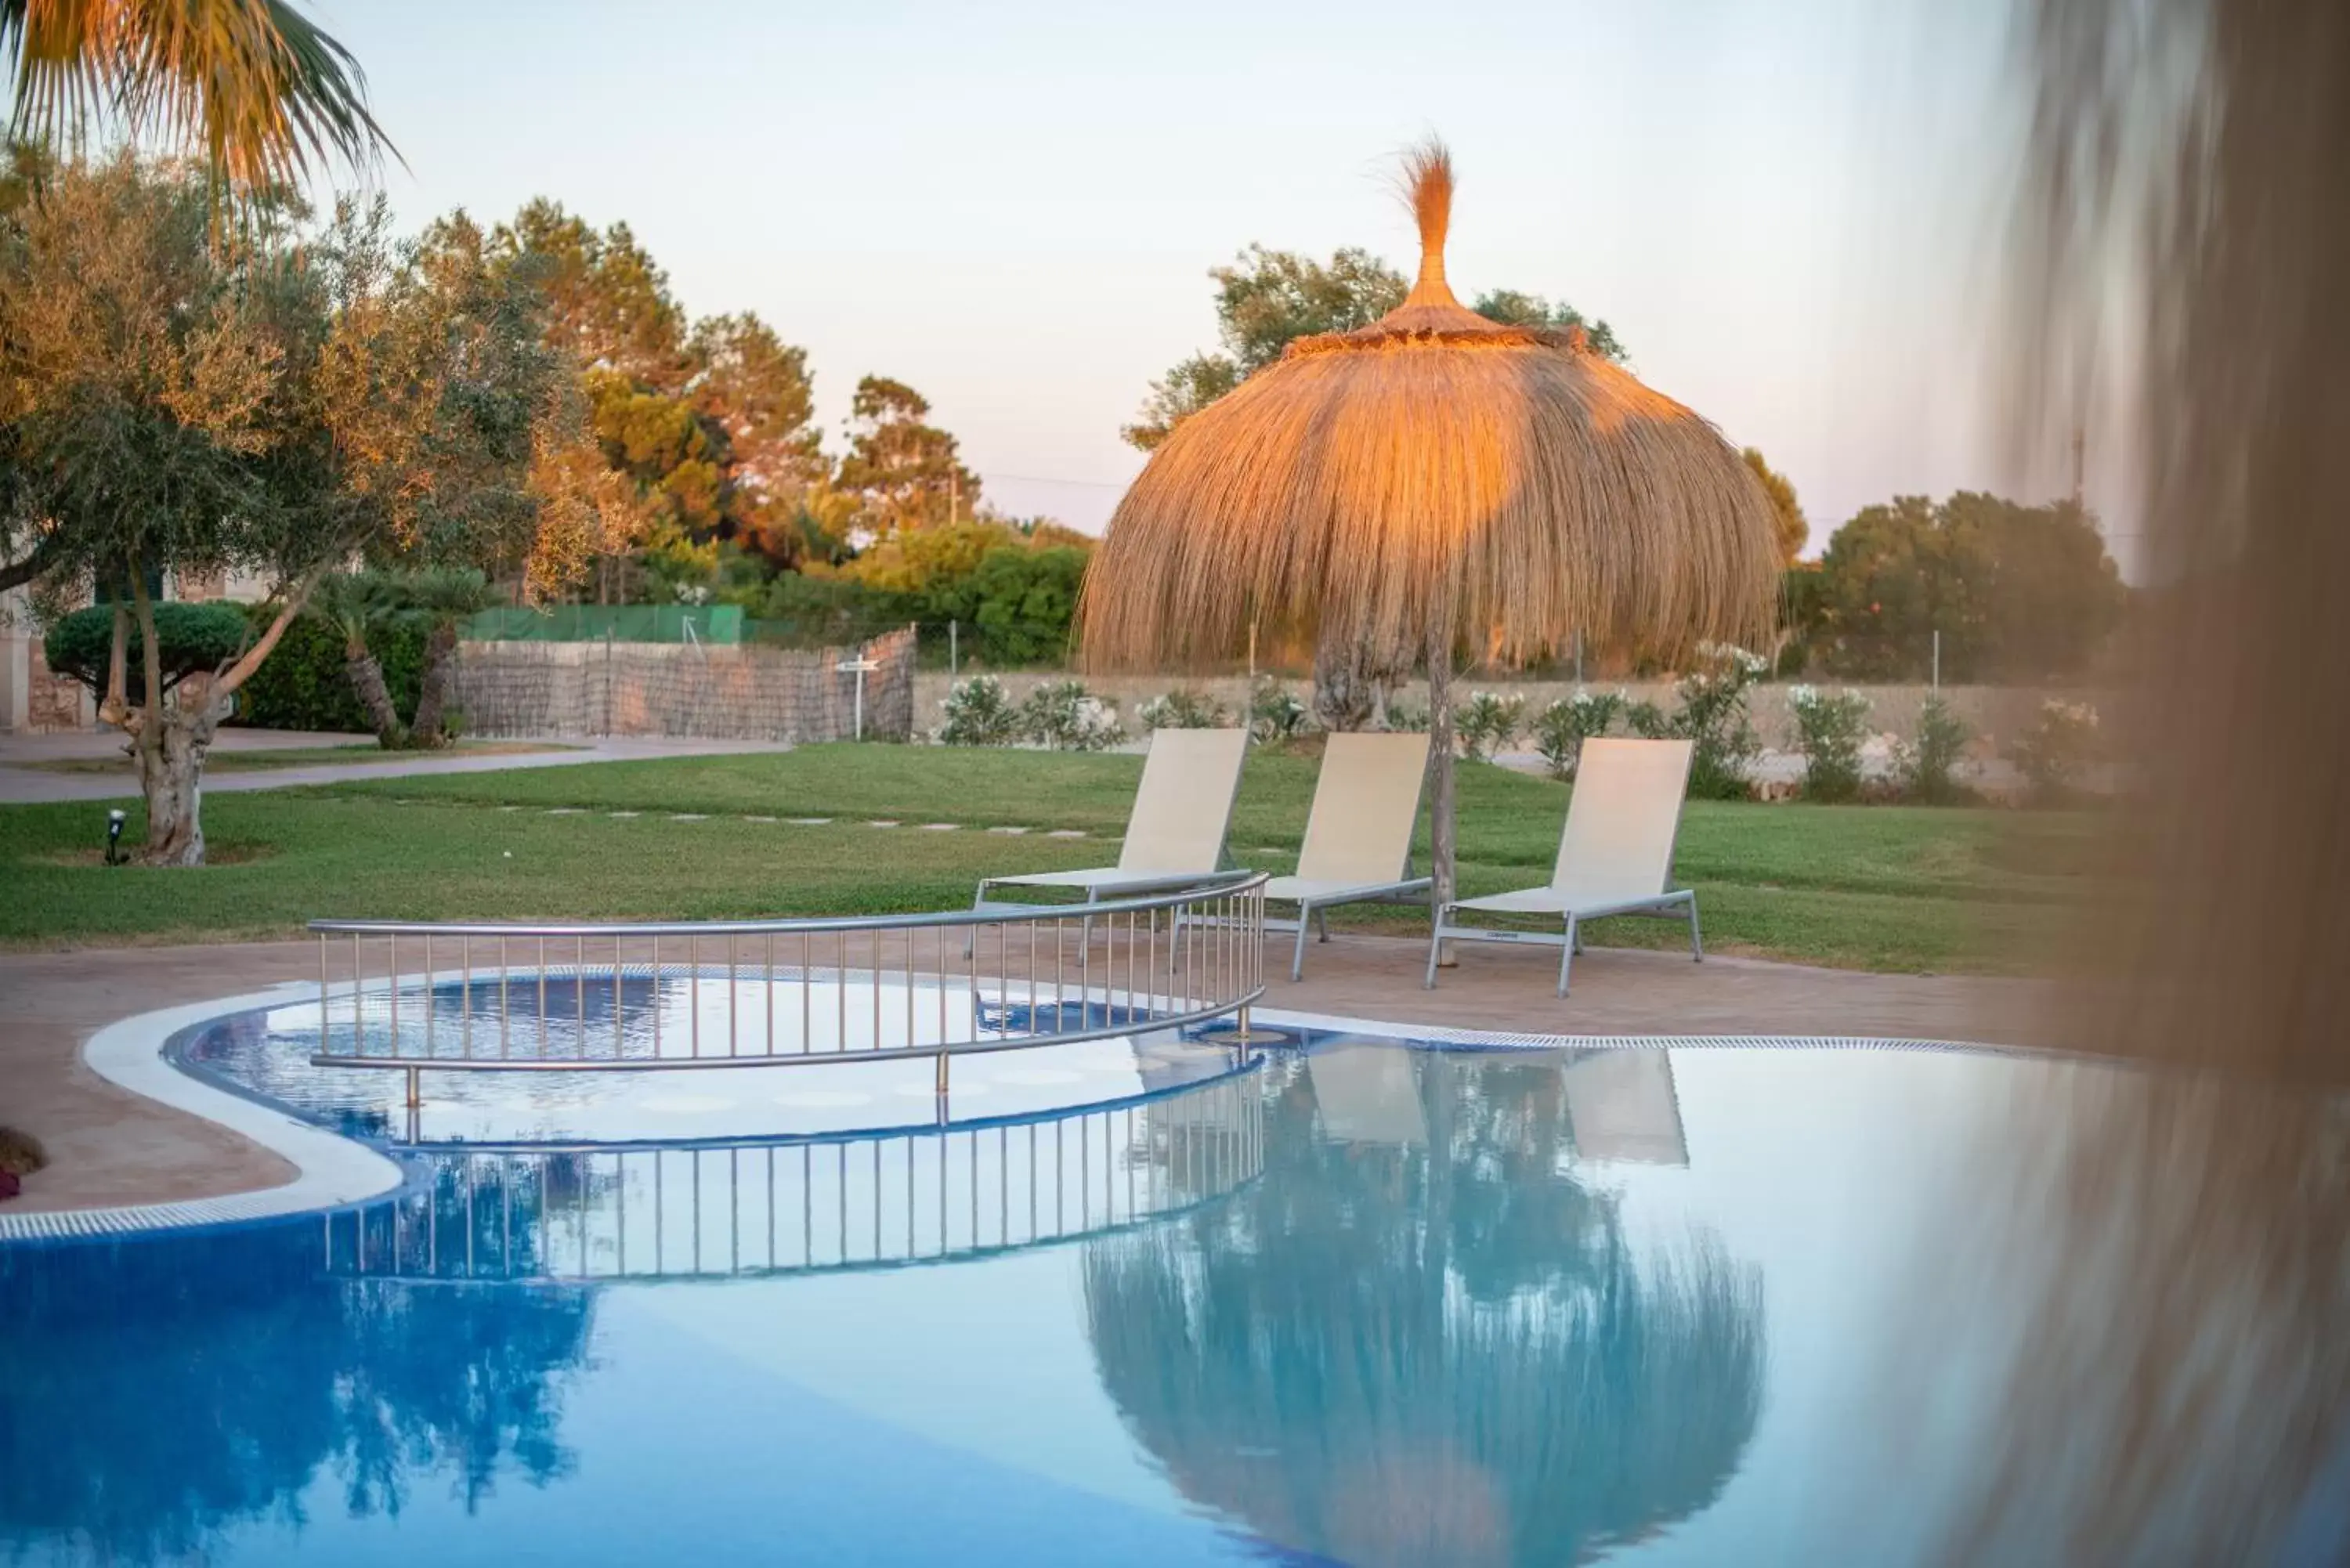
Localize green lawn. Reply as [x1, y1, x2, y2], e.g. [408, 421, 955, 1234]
[0, 744, 2098, 970]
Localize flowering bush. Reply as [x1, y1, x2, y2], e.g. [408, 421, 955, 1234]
[1249, 678, 1313, 742]
[938, 674, 1020, 745]
[1669, 642, 1766, 798]
[1788, 685, 1873, 803]
[1136, 688, 1228, 730]
[1531, 688, 1624, 779]
[1452, 691, 1527, 762]
[2012, 699, 2101, 804]
[1900, 694, 1974, 805]
[1021, 679, 1126, 751]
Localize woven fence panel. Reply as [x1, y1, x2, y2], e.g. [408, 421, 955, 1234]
[454, 626, 915, 742]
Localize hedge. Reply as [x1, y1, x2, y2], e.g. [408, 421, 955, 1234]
[231, 609, 428, 733]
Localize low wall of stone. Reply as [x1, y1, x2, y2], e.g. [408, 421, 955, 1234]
[454, 627, 915, 742]
[0, 631, 92, 732]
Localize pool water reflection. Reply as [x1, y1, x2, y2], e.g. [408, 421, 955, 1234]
[0, 1035, 2167, 1565]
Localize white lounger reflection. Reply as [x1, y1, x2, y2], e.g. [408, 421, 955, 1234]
[1263, 731, 1434, 980]
[1305, 1042, 1429, 1146]
[971, 727, 1250, 914]
[1561, 1049, 1689, 1166]
[1427, 738, 1704, 997]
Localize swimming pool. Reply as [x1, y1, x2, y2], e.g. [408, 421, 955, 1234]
[0, 981, 2283, 1565]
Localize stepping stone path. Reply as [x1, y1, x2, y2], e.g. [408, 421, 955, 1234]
[493, 807, 1129, 841]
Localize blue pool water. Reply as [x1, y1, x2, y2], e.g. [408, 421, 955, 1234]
[2, 987, 2325, 1564]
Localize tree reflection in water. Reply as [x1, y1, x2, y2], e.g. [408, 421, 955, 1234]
[1082, 1048, 1764, 1568]
[0, 1162, 595, 1566]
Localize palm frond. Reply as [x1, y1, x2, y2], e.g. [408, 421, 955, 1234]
[3, 0, 393, 192]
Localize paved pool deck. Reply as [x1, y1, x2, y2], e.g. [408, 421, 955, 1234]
[0, 934, 2052, 1216]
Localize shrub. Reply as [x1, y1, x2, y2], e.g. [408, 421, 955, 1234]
[42, 602, 252, 701]
[1665, 642, 1766, 798]
[1383, 699, 1430, 733]
[1248, 678, 1312, 742]
[966, 547, 1087, 666]
[1452, 691, 1527, 762]
[1623, 699, 1671, 739]
[1900, 694, 1975, 805]
[234, 608, 428, 733]
[1788, 685, 1873, 803]
[1530, 688, 1624, 779]
[938, 674, 1021, 745]
[1137, 688, 1228, 730]
[1020, 679, 1125, 751]
[2012, 699, 2102, 804]
[0, 1125, 45, 1176]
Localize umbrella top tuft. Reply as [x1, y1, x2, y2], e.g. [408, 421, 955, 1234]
[1294, 137, 1551, 351]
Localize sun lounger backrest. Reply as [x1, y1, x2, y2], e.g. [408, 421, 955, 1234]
[1552, 738, 1694, 904]
[1117, 727, 1249, 873]
[1294, 732, 1430, 885]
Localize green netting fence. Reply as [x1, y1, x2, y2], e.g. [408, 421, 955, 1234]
[465, 605, 748, 644]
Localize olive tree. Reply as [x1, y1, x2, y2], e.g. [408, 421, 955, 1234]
[0, 156, 595, 862]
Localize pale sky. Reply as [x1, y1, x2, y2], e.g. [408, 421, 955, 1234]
[315, 0, 2086, 556]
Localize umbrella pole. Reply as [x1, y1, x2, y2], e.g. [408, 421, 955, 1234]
[1426, 625, 1458, 966]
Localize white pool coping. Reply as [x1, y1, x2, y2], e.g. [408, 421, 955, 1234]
[0, 977, 2009, 1243]
[0, 984, 405, 1243]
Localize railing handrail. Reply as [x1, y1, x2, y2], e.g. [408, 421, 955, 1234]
[305, 871, 1272, 1118]
[308, 869, 1267, 941]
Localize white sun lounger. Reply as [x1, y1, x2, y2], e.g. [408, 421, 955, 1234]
[1426, 737, 1703, 996]
[972, 727, 1250, 916]
[1260, 731, 1433, 981]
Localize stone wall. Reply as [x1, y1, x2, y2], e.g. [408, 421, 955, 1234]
[909, 671, 2095, 757]
[0, 631, 90, 732]
[454, 627, 916, 742]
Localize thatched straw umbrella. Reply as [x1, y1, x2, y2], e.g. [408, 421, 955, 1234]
[1079, 141, 1780, 926]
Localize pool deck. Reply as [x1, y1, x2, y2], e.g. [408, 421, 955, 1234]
[0, 934, 2053, 1216]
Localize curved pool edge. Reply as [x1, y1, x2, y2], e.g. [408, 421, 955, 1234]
[0, 983, 405, 1243]
[1246, 1000, 2031, 1058]
[1, 980, 2041, 1245]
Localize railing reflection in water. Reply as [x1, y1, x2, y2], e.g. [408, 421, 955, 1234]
[327, 1070, 1265, 1283]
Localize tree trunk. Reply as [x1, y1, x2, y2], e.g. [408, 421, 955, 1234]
[1312, 634, 1377, 732]
[134, 704, 222, 866]
[1426, 625, 1459, 966]
[345, 648, 404, 746]
[408, 621, 460, 748]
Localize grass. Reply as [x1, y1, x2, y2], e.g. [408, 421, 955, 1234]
[17, 739, 575, 775]
[0, 744, 2100, 971]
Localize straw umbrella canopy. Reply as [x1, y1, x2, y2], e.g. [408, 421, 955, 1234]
[1079, 141, 1780, 920]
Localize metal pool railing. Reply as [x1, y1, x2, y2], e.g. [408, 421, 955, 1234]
[308, 873, 1269, 1104]
[324, 1071, 1265, 1284]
